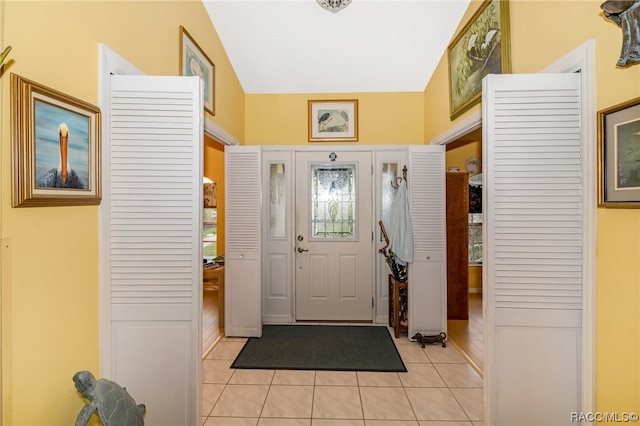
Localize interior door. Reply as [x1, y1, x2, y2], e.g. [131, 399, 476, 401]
[106, 74, 202, 425]
[295, 151, 373, 321]
[483, 72, 584, 424]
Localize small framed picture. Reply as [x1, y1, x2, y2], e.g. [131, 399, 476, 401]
[180, 25, 215, 115]
[598, 96, 640, 207]
[308, 99, 358, 142]
[11, 73, 101, 207]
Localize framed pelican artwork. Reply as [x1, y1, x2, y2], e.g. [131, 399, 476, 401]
[180, 25, 215, 115]
[11, 74, 101, 207]
[308, 99, 358, 142]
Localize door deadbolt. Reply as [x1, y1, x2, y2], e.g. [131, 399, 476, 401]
[297, 235, 304, 241]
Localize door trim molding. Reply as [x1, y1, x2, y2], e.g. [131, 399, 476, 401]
[98, 44, 143, 377]
[430, 39, 596, 416]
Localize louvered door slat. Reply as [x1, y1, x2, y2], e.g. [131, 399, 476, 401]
[484, 73, 584, 425]
[107, 74, 202, 426]
[408, 145, 446, 336]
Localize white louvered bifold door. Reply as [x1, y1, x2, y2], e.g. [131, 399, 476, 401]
[483, 73, 582, 425]
[225, 146, 262, 337]
[408, 145, 446, 337]
[108, 75, 202, 426]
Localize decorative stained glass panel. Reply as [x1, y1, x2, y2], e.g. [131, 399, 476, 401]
[310, 164, 356, 239]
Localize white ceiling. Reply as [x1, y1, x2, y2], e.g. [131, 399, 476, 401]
[202, 0, 471, 94]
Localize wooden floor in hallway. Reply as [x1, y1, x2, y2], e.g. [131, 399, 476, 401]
[202, 288, 222, 357]
[447, 292, 483, 375]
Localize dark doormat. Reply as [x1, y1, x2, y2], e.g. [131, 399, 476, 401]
[231, 325, 407, 372]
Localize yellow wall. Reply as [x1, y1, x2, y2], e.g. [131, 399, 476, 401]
[204, 136, 225, 255]
[424, 0, 640, 418]
[245, 92, 424, 145]
[1, 1, 244, 424]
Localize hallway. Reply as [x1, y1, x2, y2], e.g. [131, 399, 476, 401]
[447, 293, 483, 375]
[201, 329, 484, 425]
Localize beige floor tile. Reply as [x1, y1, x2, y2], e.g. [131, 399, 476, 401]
[312, 420, 365, 426]
[450, 388, 483, 422]
[211, 384, 269, 417]
[398, 363, 446, 388]
[259, 419, 311, 426]
[359, 387, 416, 421]
[261, 385, 314, 418]
[202, 383, 225, 416]
[405, 388, 468, 421]
[313, 386, 363, 419]
[396, 344, 430, 363]
[204, 416, 258, 426]
[366, 421, 420, 426]
[423, 345, 468, 364]
[315, 370, 358, 386]
[357, 371, 402, 387]
[272, 369, 316, 385]
[229, 368, 275, 385]
[202, 359, 234, 384]
[418, 422, 472, 426]
[208, 341, 246, 360]
[433, 364, 482, 388]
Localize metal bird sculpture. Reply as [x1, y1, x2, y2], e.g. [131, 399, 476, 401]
[0, 46, 11, 67]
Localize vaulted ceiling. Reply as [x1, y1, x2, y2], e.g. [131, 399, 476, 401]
[202, 0, 471, 94]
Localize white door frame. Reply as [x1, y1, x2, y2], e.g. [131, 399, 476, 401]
[430, 39, 596, 415]
[293, 150, 374, 321]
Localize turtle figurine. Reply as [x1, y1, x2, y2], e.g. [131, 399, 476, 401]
[73, 370, 146, 426]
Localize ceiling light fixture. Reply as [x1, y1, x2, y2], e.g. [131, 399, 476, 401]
[317, 0, 351, 13]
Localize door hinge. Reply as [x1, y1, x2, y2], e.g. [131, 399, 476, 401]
[372, 297, 375, 308]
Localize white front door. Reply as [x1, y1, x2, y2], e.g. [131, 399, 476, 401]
[295, 151, 373, 321]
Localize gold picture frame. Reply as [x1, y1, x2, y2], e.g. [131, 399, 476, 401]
[598, 96, 640, 208]
[447, 0, 511, 120]
[308, 99, 358, 142]
[180, 25, 215, 115]
[11, 73, 101, 207]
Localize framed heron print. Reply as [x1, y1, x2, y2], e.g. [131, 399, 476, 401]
[598, 96, 640, 207]
[308, 99, 358, 142]
[11, 74, 101, 207]
[180, 25, 215, 115]
[447, 0, 511, 120]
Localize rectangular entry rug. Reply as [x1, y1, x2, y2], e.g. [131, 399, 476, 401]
[231, 325, 407, 372]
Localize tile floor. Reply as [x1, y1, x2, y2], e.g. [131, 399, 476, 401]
[202, 328, 483, 425]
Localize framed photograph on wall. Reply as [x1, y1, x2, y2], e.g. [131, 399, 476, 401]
[11, 73, 101, 207]
[180, 25, 215, 115]
[447, 0, 511, 120]
[308, 99, 358, 142]
[598, 96, 640, 208]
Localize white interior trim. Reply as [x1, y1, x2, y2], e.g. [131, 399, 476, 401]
[205, 118, 239, 146]
[542, 39, 597, 417]
[430, 110, 482, 146]
[98, 44, 143, 377]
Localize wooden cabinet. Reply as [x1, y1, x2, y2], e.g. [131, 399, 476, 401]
[389, 275, 408, 338]
[446, 172, 469, 320]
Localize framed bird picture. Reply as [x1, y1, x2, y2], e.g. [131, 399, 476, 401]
[11, 73, 101, 207]
[308, 99, 358, 142]
[180, 26, 215, 116]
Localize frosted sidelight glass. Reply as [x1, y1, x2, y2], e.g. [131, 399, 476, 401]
[269, 163, 286, 238]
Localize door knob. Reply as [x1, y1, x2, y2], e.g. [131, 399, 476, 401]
[297, 247, 309, 253]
